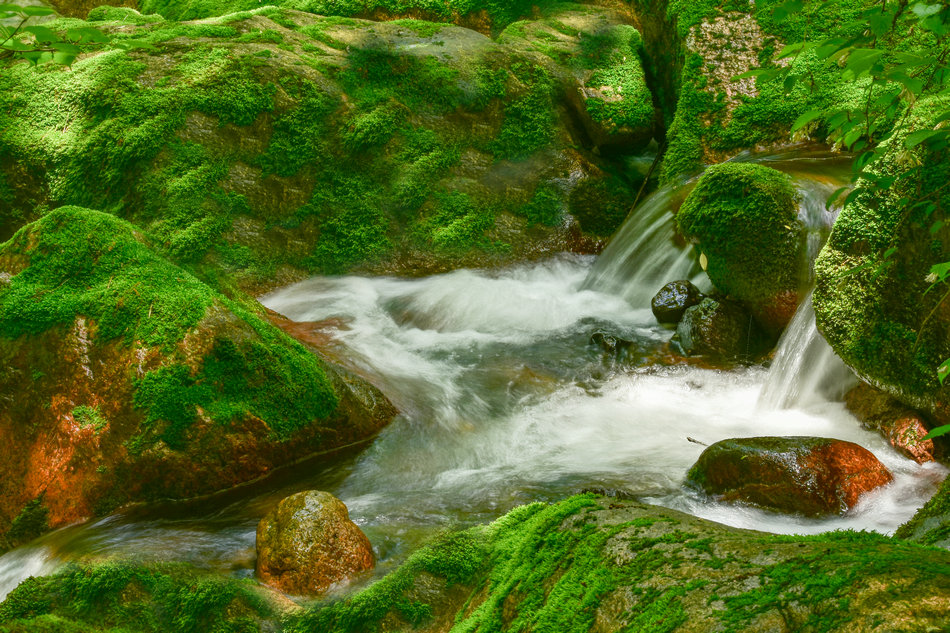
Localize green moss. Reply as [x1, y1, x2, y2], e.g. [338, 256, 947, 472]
[578, 24, 654, 133]
[568, 178, 632, 236]
[72, 405, 109, 431]
[490, 62, 555, 161]
[389, 18, 449, 37]
[677, 162, 802, 306]
[519, 183, 564, 227]
[0, 207, 339, 451]
[87, 6, 164, 24]
[412, 192, 497, 255]
[5, 498, 49, 547]
[0, 561, 272, 633]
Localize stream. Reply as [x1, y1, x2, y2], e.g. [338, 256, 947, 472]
[1, 150, 945, 602]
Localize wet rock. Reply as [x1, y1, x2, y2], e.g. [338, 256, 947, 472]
[845, 382, 937, 464]
[589, 330, 635, 356]
[651, 280, 703, 324]
[896, 474, 950, 549]
[686, 436, 893, 516]
[674, 297, 768, 361]
[256, 490, 374, 596]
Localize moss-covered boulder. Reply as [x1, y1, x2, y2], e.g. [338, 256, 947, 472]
[256, 490, 374, 595]
[686, 436, 893, 517]
[677, 162, 804, 332]
[0, 560, 278, 632]
[0, 207, 396, 549]
[845, 382, 939, 464]
[0, 4, 653, 291]
[813, 95, 950, 425]
[290, 494, 950, 632]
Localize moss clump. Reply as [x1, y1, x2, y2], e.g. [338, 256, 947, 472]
[4, 499, 49, 548]
[0, 561, 273, 633]
[568, 177, 633, 237]
[72, 405, 109, 431]
[677, 163, 802, 307]
[896, 475, 950, 547]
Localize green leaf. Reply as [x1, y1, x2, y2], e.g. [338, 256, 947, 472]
[792, 110, 821, 132]
[923, 424, 950, 441]
[24, 25, 57, 44]
[930, 261, 950, 281]
[21, 5, 54, 16]
[905, 129, 942, 148]
[912, 2, 943, 18]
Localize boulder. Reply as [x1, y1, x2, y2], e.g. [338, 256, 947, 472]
[0, 208, 396, 550]
[686, 436, 893, 516]
[256, 490, 374, 595]
[814, 95, 950, 426]
[845, 382, 938, 464]
[676, 163, 805, 333]
[673, 297, 768, 361]
[651, 279, 703, 324]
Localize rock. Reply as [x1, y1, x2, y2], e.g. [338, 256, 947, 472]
[256, 490, 374, 595]
[0, 5, 652, 290]
[676, 163, 805, 333]
[674, 297, 768, 361]
[589, 330, 635, 356]
[296, 495, 950, 632]
[0, 208, 396, 549]
[845, 382, 937, 464]
[651, 280, 703, 324]
[896, 474, 950, 549]
[686, 436, 893, 516]
[814, 95, 950, 427]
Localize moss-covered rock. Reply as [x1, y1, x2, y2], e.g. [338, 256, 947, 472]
[290, 494, 950, 632]
[0, 560, 277, 633]
[0, 207, 396, 548]
[0, 4, 652, 290]
[677, 162, 804, 332]
[673, 297, 770, 362]
[813, 95, 950, 425]
[660, 0, 876, 183]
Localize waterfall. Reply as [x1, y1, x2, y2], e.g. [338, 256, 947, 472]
[757, 293, 857, 409]
[580, 174, 703, 306]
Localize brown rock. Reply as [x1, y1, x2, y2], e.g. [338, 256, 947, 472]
[256, 490, 375, 595]
[686, 436, 893, 516]
[845, 382, 936, 464]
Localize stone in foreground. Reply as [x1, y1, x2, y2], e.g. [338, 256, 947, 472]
[651, 280, 703, 324]
[686, 436, 893, 516]
[256, 490, 374, 595]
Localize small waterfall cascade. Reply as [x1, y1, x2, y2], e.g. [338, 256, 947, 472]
[758, 293, 857, 410]
[580, 174, 702, 306]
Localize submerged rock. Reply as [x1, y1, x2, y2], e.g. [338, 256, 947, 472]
[651, 279, 703, 324]
[845, 382, 938, 464]
[686, 436, 893, 517]
[256, 490, 374, 595]
[674, 297, 768, 361]
[676, 163, 805, 333]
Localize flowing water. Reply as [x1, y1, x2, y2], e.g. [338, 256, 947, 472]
[0, 150, 945, 602]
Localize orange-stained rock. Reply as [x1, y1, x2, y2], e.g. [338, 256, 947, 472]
[686, 436, 893, 517]
[845, 382, 937, 464]
[256, 490, 374, 596]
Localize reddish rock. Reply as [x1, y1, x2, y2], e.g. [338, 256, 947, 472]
[686, 436, 893, 516]
[845, 382, 937, 464]
[256, 491, 374, 595]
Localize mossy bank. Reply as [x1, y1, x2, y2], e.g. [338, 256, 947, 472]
[3, 495, 948, 632]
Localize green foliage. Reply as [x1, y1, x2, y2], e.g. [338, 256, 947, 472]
[490, 63, 555, 161]
[519, 183, 564, 227]
[72, 405, 108, 431]
[5, 498, 49, 547]
[579, 24, 654, 132]
[0, 561, 272, 633]
[677, 162, 803, 305]
[413, 192, 496, 254]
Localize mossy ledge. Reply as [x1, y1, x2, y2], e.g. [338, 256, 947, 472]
[0, 207, 396, 548]
[3, 495, 947, 632]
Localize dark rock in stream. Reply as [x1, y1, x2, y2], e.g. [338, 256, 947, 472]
[686, 436, 893, 517]
[651, 280, 703, 324]
[256, 490, 375, 596]
[673, 298, 768, 361]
